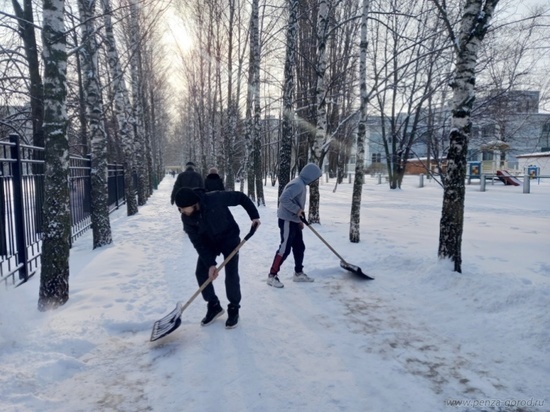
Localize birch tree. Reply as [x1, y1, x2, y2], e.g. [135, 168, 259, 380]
[100, 0, 138, 216]
[308, 0, 331, 224]
[10, 0, 44, 147]
[127, 0, 149, 206]
[38, 0, 70, 310]
[250, 0, 264, 206]
[78, 0, 112, 248]
[244, 0, 259, 200]
[278, 0, 299, 199]
[295, 0, 318, 173]
[140, 27, 170, 190]
[224, 0, 238, 191]
[350, 0, 369, 243]
[434, 0, 500, 273]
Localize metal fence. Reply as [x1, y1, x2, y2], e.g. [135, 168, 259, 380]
[1, 134, 126, 287]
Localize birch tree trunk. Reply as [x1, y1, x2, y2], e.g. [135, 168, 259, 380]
[250, 0, 264, 206]
[350, 0, 370, 243]
[309, 0, 330, 224]
[11, 0, 44, 147]
[78, 0, 112, 249]
[128, 0, 148, 206]
[295, 0, 318, 174]
[225, 0, 237, 191]
[435, 0, 499, 272]
[138, 41, 154, 198]
[244, 0, 259, 200]
[38, 0, 70, 311]
[100, 0, 138, 216]
[244, 78, 254, 199]
[278, 0, 299, 200]
[141, 32, 167, 193]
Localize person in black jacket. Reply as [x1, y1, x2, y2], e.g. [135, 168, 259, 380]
[175, 187, 261, 329]
[204, 167, 225, 192]
[170, 162, 204, 205]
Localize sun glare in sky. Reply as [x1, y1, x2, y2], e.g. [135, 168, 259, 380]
[166, 14, 194, 53]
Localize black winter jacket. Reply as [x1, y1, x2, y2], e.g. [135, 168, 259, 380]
[170, 167, 204, 204]
[182, 189, 260, 267]
[204, 173, 225, 192]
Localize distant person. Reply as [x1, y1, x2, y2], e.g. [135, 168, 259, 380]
[175, 187, 261, 329]
[170, 161, 204, 205]
[204, 167, 225, 192]
[267, 163, 322, 288]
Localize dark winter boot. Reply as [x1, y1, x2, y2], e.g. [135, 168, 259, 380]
[201, 299, 224, 326]
[225, 304, 240, 329]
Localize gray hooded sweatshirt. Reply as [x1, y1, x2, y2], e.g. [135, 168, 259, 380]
[277, 163, 323, 222]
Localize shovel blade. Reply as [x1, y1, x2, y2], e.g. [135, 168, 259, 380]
[150, 302, 184, 342]
[340, 261, 374, 280]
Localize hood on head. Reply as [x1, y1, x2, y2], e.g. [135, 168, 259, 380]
[299, 163, 322, 185]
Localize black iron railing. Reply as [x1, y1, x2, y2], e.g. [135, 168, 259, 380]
[1, 134, 126, 287]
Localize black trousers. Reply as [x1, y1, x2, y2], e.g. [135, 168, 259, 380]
[269, 219, 305, 275]
[195, 238, 241, 308]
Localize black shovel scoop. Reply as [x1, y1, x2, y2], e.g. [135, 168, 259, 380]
[300, 215, 374, 280]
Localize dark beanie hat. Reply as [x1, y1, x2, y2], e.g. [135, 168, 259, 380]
[175, 188, 200, 208]
[186, 161, 195, 167]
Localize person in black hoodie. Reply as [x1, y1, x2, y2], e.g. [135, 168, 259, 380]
[170, 162, 204, 205]
[204, 167, 225, 192]
[175, 187, 261, 329]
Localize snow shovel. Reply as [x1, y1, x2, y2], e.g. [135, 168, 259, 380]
[150, 223, 258, 342]
[300, 215, 374, 280]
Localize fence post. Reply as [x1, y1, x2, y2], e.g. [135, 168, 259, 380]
[480, 174, 486, 192]
[117, 164, 123, 209]
[523, 171, 530, 194]
[419, 174, 424, 188]
[0, 145, 6, 256]
[9, 134, 28, 282]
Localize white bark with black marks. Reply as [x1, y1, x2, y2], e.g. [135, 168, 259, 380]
[309, 0, 331, 224]
[278, 0, 299, 200]
[435, 0, 500, 272]
[350, 0, 370, 244]
[78, 0, 112, 249]
[100, 0, 138, 216]
[38, 0, 70, 311]
[128, 0, 149, 207]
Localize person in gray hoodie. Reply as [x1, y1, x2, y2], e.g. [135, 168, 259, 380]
[267, 163, 323, 288]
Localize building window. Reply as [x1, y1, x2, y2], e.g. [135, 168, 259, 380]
[372, 153, 381, 163]
[482, 151, 494, 161]
[481, 124, 495, 139]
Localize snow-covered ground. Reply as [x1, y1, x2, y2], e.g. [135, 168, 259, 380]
[1, 174, 548, 412]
